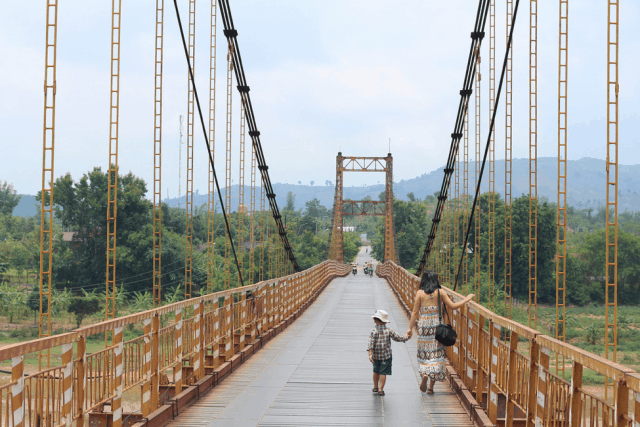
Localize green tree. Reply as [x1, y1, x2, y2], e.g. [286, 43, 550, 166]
[304, 198, 327, 219]
[285, 191, 296, 212]
[0, 282, 27, 323]
[67, 296, 101, 328]
[27, 286, 46, 323]
[43, 168, 153, 293]
[0, 180, 21, 216]
[510, 195, 557, 303]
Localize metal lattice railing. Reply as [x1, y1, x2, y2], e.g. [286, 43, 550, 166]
[0, 261, 350, 427]
[376, 260, 640, 427]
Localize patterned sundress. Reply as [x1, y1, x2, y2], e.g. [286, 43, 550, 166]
[417, 305, 447, 381]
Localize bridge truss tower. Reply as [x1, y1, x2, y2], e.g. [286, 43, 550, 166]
[328, 153, 397, 263]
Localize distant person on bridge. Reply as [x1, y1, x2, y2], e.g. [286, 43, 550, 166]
[367, 309, 410, 396]
[407, 271, 474, 394]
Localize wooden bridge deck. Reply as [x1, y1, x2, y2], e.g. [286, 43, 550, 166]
[170, 249, 474, 426]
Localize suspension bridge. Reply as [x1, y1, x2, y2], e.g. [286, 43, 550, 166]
[0, 0, 635, 426]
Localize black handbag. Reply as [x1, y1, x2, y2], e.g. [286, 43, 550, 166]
[435, 290, 457, 347]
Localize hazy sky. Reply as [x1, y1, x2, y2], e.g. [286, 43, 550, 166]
[1, 1, 639, 197]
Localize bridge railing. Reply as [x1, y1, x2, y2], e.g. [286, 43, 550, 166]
[377, 261, 637, 427]
[0, 260, 350, 427]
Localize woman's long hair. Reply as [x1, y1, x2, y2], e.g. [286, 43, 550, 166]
[419, 271, 441, 294]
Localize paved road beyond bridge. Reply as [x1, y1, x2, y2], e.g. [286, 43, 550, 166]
[170, 248, 473, 426]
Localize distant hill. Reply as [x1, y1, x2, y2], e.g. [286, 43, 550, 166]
[164, 157, 640, 212]
[13, 157, 640, 216]
[13, 194, 38, 217]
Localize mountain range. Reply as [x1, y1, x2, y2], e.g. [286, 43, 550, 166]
[13, 157, 640, 217]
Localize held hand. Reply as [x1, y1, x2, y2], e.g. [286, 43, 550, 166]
[406, 329, 412, 339]
[466, 294, 476, 302]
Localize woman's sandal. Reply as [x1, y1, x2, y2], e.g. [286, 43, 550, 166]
[372, 388, 378, 393]
[378, 390, 385, 396]
[419, 378, 429, 393]
[426, 389, 435, 395]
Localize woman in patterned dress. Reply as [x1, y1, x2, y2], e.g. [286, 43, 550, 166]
[407, 271, 474, 393]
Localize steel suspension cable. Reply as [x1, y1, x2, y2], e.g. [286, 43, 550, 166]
[452, 0, 522, 292]
[171, 0, 244, 287]
[218, 0, 300, 272]
[415, 0, 491, 277]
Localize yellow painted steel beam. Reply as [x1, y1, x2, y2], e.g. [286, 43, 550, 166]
[39, 0, 58, 369]
[260, 183, 265, 282]
[474, 52, 481, 304]
[528, 0, 538, 330]
[504, 0, 513, 319]
[604, 0, 619, 401]
[556, 0, 568, 379]
[383, 155, 396, 262]
[224, 42, 233, 290]
[105, 0, 122, 346]
[207, 0, 218, 297]
[184, 0, 196, 300]
[454, 121, 460, 289]
[250, 138, 256, 285]
[331, 154, 344, 262]
[488, 0, 496, 312]
[152, 0, 164, 308]
[238, 98, 246, 285]
[463, 93, 469, 295]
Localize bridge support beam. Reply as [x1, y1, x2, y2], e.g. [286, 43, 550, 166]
[526, 339, 538, 427]
[328, 153, 397, 263]
[505, 331, 519, 427]
[569, 361, 582, 427]
[488, 321, 499, 423]
[476, 313, 486, 406]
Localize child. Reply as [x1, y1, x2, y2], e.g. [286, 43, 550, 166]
[367, 309, 411, 396]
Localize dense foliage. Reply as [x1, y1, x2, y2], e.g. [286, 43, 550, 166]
[4, 169, 639, 315]
[0, 172, 363, 311]
[374, 192, 640, 307]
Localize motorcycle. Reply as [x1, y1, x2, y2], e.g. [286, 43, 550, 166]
[352, 267, 357, 275]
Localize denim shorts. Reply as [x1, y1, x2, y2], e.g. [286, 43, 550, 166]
[373, 357, 392, 375]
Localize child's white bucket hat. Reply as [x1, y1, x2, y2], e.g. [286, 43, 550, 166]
[372, 310, 390, 323]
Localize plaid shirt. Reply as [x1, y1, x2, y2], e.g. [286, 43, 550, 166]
[367, 324, 409, 360]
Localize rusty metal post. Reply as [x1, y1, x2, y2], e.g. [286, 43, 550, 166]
[174, 309, 183, 393]
[12, 355, 25, 427]
[384, 153, 396, 262]
[616, 378, 629, 427]
[61, 343, 73, 426]
[536, 347, 550, 426]
[210, 303, 220, 369]
[526, 339, 539, 427]
[112, 326, 124, 427]
[235, 292, 246, 352]
[475, 314, 485, 405]
[505, 330, 519, 427]
[76, 336, 86, 427]
[331, 153, 344, 261]
[151, 313, 160, 411]
[223, 295, 233, 361]
[193, 300, 204, 382]
[569, 361, 582, 427]
[488, 321, 499, 423]
[142, 319, 152, 417]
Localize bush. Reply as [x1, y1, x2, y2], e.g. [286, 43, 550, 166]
[67, 296, 101, 328]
